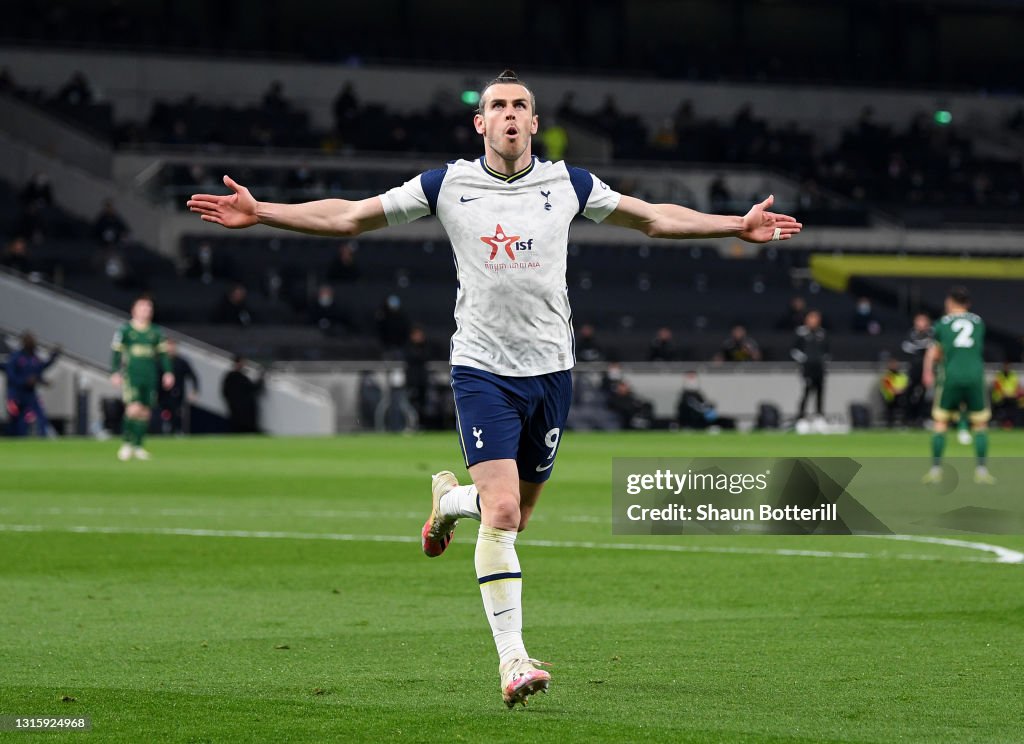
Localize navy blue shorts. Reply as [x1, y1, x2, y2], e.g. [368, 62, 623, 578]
[450, 365, 573, 483]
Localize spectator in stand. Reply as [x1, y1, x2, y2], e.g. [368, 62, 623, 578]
[676, 370, 735, 430]
[376, 294, 411, 357]
[332, 82, 359, 138]
[901, 312, 933, 425]
[715, 324, 761, 362]
[183, 241, 235, 284]
[261, 80, 289, 113]
[879, 358, 910, 428]
[221, 355, 264, 433]
[1, 236, 32, 274]
[94, 199, 129, 247]
[708, 176, 732, 213]
[791, 309, 829, 421]
[20, 173, 53, 211]
[776, 295, 807, 331]
[157, 338, 199, 435]
[991, 361, 1021, 428]
[648, 326, 677, 362]
[56, 71, 96, 106]
[651, 118, 678, 150]
[538, 118, 568, 161]
[601, 361, 625, 399]
[5, 332, 59, 437]
[575, 323, 606, 363]
[16, 202, 47, 244]
[404, 326, 435, 428]
[308, 283, 353, 336]
[555, 91, 580, 125]
[851, 296, 882, 335]
[598, 95, 620, 122]
[597, 362, 652, 429]
[211, 283, 254, 326]
[607, 379, 654, 430]
[326, 241, 361, 282]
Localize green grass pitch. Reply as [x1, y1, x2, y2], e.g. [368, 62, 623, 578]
[2, 431, 1023, 743]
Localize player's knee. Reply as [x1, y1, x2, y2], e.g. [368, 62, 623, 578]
[482, 493, 520, 530]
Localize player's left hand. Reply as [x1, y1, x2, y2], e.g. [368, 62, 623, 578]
[162, 372, 175, 390]
[739, 195, 803, 243]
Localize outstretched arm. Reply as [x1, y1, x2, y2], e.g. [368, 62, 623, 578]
[187, 175, 389, 237]
[605, 194, 802, 243]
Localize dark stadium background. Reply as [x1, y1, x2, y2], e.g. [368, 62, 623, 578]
[1, 0, 1022, 435]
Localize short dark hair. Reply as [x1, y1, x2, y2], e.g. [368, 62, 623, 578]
[948, 285, 971, 307]
[478, 69, 536, 114]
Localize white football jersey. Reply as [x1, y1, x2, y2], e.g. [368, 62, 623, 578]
[380, 156, 621, 376]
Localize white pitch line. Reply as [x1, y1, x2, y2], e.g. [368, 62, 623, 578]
[867, 534, 1024, 564]
[0, 523, 1018, 564]
[0, 505, 430, 520]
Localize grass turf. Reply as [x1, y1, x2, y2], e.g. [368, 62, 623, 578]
[1, 431, 1023, 743]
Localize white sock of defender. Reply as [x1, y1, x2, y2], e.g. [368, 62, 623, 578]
[440, 485, 481, 520]
[476, 525, 527, 664]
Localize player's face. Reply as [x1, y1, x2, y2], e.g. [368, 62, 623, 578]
[132, 299, 154, 324]
[474, 83, 538, 163]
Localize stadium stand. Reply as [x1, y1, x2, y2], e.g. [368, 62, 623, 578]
[2, 7, 1022, 375]
[3, 1, 1022, 91]
[9, 71, 1022, 231]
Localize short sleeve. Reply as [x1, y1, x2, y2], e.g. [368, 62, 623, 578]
[567, 166, 621, 223]
[584, 175, 621, 222]
[380, 167, 447, 226]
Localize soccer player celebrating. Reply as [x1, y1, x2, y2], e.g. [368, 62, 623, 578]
[110, 295, 174, 461]
[922, 286, 994, 484]
[187, 70, 803, 707]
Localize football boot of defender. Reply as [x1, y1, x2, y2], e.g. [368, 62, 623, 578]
[421, 471, 459, 557]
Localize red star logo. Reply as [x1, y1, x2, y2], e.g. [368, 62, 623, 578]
[480, 224, 519, 261]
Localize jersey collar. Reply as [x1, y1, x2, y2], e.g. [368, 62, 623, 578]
[479, 155, 536, 184]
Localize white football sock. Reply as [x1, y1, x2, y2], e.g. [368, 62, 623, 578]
[440, 485, 481, 520]
[475, 525, 527, 664]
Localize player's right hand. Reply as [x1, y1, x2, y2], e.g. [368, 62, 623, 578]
[186, 175, 259, 229]
[922, 369, 934, 389]
[110, 373, 122, 388]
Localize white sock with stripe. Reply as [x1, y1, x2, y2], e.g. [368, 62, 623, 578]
[475, 525, 527, 664]
[440, 485, 481, 520]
